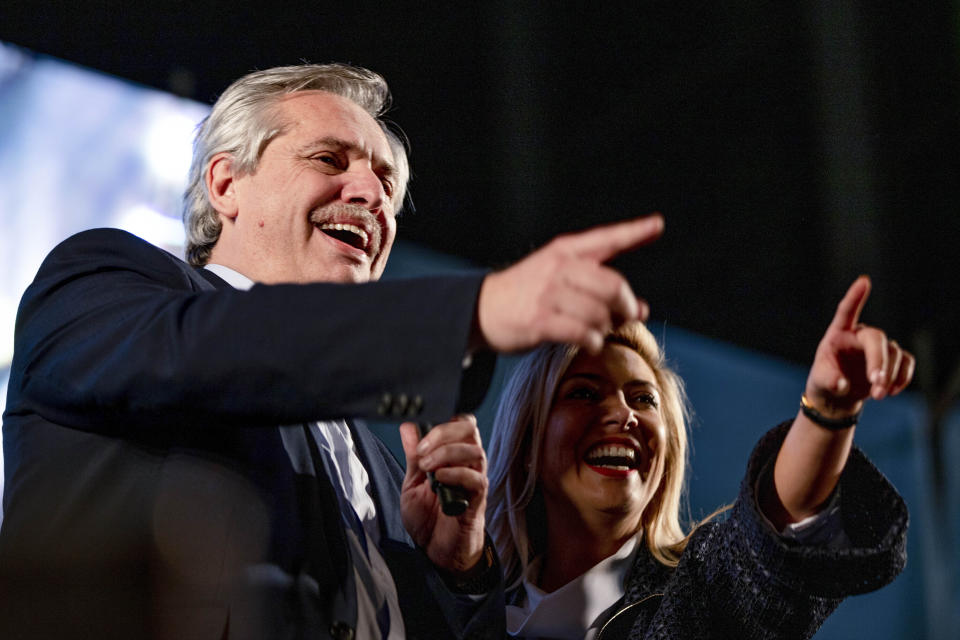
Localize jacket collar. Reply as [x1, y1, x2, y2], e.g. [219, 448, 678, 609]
[194, 264, 231, 290]
[347, 419, 411, 545]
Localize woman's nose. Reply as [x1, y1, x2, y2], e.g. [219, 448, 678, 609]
[603, 395, 639, 431]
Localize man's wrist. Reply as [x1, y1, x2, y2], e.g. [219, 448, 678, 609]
[438, 534, 499, 594]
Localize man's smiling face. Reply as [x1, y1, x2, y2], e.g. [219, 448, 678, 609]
[211, 90, 399, 284]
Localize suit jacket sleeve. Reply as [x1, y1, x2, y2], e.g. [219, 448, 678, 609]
[8, 227, 493, 433]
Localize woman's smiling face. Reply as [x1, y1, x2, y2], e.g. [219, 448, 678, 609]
[538, 342, 668, 535]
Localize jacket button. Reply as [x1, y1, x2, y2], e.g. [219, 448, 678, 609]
[329, 621, 354, 640]
[408, 395, 424, 417]
[377, 393, 393, 416]
[392, 393, 409, 417]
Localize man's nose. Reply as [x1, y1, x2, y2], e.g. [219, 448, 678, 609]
[340, 166, 385, 211]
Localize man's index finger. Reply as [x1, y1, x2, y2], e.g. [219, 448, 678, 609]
[566, 214, 664, 262]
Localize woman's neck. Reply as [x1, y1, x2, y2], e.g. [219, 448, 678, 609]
[537, 510, 640, 593]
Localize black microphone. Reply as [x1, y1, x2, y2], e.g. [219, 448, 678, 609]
[419, 421, 470, 516]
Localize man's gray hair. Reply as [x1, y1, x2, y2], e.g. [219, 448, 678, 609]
[182, 63, 410, 266]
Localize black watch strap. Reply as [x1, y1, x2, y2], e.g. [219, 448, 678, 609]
[441, 534, 500, 594]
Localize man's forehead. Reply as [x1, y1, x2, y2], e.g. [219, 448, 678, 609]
[278, 91, 393, 159]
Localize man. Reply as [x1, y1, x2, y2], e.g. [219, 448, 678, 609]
[0, 63, 663, 639]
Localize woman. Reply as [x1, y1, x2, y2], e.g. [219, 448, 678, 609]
[486, 276, 912, 639]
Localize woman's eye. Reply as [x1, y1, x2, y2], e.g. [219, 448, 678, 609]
[631, 393, 659, 409]
[566, 387, 599, 401]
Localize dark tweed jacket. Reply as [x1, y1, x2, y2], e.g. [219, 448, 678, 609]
[594, 422, 908, 639]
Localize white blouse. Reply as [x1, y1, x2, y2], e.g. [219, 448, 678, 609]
[506, 537, 638, 640]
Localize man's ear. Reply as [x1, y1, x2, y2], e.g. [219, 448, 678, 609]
[207, 152, 239, 219]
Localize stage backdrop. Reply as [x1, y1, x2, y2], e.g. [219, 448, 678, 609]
[1, 43, 956, 639]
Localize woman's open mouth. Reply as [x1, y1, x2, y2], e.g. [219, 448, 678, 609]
[583, 442, 640, 476]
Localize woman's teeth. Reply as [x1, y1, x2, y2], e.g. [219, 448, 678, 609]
[584, 443, 637, 469]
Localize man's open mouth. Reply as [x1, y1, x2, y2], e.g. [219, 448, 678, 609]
[583, 442, 640, 472]
[315, 222, 370, 252]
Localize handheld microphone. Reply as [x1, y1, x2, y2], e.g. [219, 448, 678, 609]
[419, 421, 470, 516]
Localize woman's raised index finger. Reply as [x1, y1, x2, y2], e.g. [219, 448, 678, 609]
[830, 275, 872, 331]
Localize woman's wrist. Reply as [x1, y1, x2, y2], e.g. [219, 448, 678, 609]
[800, 391, 862, 430]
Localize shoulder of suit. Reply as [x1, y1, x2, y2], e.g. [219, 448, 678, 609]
[54, 227, 173, 259]
[41, 227, 202, 288]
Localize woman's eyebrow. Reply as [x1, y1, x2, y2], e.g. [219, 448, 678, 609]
[624, 381, 662, 395]
[562, 372, 659, 390]
[561, 372, 605, 383]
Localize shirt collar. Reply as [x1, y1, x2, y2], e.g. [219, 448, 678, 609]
[204, 263, 254, 291]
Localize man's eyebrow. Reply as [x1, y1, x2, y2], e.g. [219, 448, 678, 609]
[298, 136, 350, 154]
[298, 136, 397, 177]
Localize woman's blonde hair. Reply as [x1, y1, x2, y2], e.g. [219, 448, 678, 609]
[486, 321, 692, 588]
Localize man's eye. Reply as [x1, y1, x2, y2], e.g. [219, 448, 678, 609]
[380, 178, 395, 196]
[313, 153, 339, 167]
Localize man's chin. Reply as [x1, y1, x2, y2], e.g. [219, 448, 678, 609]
[311, 262, 373, 284]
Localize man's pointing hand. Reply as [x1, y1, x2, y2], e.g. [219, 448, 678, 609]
[476, 214, 664, 354]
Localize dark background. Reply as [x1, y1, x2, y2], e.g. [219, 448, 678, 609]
[2, 0, 958, 400]
[2, 4, 958, 636]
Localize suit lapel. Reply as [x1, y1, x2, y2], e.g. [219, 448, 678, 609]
[348, 419, 410, 545]
[299, 424, 352, 600]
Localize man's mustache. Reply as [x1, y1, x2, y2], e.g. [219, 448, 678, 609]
[309, 203, 382, 255]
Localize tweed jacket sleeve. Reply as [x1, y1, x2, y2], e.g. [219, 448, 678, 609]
[624, 422, 908, 640]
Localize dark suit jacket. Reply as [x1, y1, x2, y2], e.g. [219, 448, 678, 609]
[0, 228, 503, 639]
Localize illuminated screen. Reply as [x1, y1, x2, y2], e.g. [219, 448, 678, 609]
[0, 42, 210, 519]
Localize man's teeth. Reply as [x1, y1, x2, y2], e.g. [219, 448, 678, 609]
[318, 222, 369, 249]
[585, 444, 637, 470]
